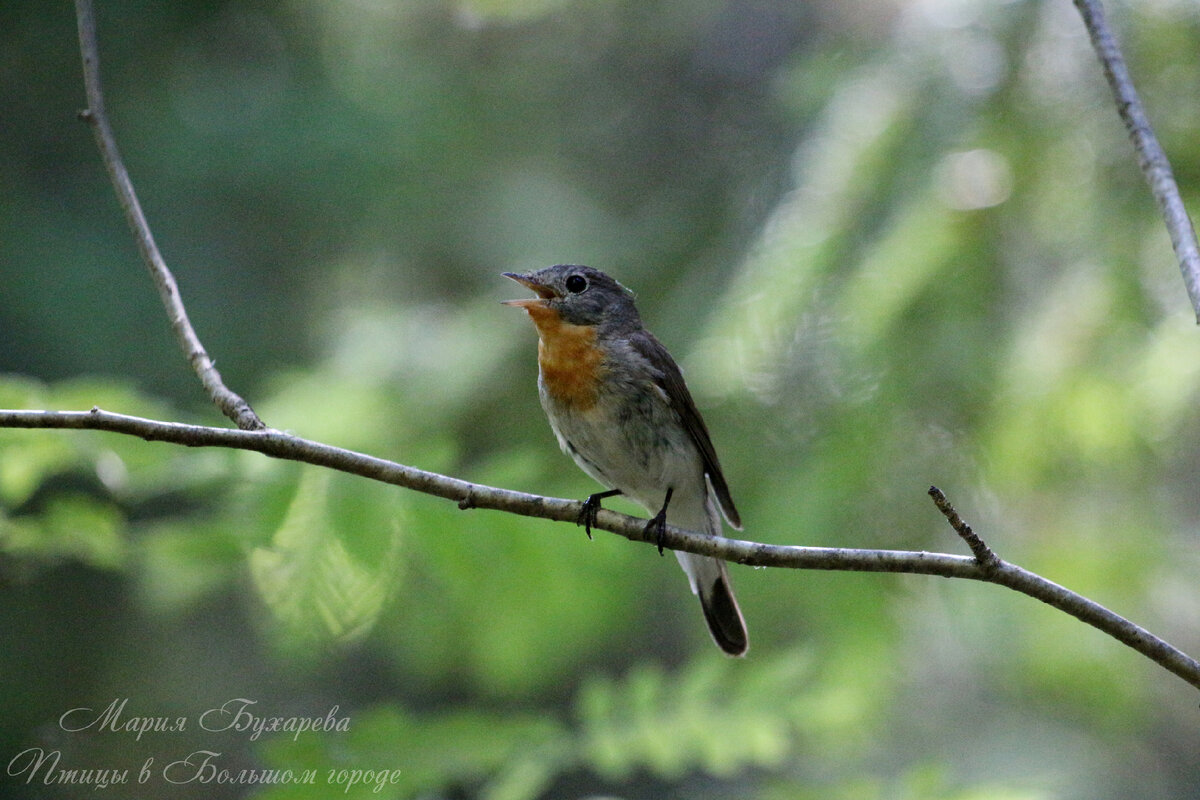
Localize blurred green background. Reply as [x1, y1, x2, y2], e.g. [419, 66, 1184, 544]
[4, 0, 1200, 797]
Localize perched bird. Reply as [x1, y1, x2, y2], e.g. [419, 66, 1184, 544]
[503, 265, 748, 655]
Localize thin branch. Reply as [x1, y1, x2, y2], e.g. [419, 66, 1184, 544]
[2, 408, 1198, 692]
[1073, 0, 1200, 322]
[928, 486, 999, 571]
[73, 0, 264, 430]
[924, 487, 1199, 693]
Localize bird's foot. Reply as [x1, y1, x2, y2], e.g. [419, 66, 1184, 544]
[646, 487, 674, 556]
[644, 510, 669, 556]
[578, 489, 622, 539]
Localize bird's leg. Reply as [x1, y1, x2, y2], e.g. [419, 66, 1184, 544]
[578, 489, 623, 539]
[645, 487, 674, 556]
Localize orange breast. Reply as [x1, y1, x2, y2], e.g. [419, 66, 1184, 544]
[522, 304, 604, 410]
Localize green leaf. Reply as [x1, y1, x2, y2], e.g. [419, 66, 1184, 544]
[249, 468, 403, 653]
[135, 521, 245, 614]
[577, 649, 813, 781]
[256, 705, 567, 800]
[0, 494, 127, 569]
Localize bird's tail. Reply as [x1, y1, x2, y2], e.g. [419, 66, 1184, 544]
[658, 486, 748, 656]
[675, 551, 748, 657]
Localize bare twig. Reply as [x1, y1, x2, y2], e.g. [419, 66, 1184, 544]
[925, 486, 1197, 691]
[928, 486, 1000, 571]
[2, 407, 1198, 692]
[1073, 0, 1200, 321]
[73, 0, 264, 430]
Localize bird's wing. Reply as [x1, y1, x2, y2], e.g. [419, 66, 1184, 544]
[630, 330, 742, 529]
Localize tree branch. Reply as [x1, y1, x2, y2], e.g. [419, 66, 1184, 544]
[73, 0, 264, 430]
[1073, 0, 1200, 321]
[928, 485, 1000, 571]
[2, 408, 1198, 692]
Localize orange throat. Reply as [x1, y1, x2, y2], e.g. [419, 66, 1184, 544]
[521, 304, 604, 410]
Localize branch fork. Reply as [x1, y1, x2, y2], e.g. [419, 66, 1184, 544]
[928, 486, 1000, 573]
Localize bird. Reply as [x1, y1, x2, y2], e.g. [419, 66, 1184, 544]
[503, 264, 748, 655]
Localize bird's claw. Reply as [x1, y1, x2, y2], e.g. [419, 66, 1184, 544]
[645, 511, 668, 556]
[577, 489, 621, 540]
[647, 487, 674, 556]
[578, 496, 600, 540]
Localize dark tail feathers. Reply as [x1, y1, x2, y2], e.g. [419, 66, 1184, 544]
[699, 569, 748, 657]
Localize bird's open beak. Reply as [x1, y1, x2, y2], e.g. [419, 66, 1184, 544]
[501, 272, 557, 308]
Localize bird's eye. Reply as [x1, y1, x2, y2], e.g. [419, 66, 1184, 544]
[565, 274, 588, 294]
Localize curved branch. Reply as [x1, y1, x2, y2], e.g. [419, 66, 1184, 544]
[73, 0, 264, 430]
[2, 407, 1197, 691]
[1073, 0, 1200, 321]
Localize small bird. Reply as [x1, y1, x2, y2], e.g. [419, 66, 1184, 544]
[503, 265, 748, 656]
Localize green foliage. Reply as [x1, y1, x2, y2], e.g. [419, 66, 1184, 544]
[248, 468, 403, 655]
[136, 519, 246, 614]
[773, 764, 1051, 800]
[252, 650, 824, 799]
[576, 652, 812, 779]
[257, 704, 568, 800]
[0, 378, 209, 572]
[1, 493, 127, 570]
